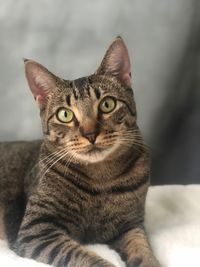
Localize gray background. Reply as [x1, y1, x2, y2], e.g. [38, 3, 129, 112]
[0, 0, 199, 184]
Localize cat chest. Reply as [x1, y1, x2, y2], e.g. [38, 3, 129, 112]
[41, 180, 145, 243]
[78, 192, 141, 243]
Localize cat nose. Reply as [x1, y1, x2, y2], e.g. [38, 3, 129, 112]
[83, 131, 98, 144]
[80, 119, 99, 144]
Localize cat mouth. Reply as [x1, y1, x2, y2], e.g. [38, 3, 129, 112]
[73, 142, 118, 162]
[78, 143, 112, 155]
[85, 144, 106, 153]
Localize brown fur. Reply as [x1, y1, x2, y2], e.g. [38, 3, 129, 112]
[0, 37, 160, 267]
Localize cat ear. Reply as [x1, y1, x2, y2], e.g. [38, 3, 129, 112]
[96, 36, 132, 87]
[24, 59, 57, 109]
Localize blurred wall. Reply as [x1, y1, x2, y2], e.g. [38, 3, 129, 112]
[151, 6, 200, 185]
[0, 0, 194, 140]
[0, 0, 199, 184]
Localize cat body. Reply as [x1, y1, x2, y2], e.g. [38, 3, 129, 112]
[0, 37, 160, 267]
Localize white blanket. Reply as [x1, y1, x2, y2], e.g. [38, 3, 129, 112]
[0, 185, 200, 267]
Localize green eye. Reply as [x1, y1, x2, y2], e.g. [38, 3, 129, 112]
[99, 97, 116, 113]
[57, 108, 74, 123]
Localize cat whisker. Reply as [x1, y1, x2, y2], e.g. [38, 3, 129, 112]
[119, 136, 148, 151]
[63, 151, 76, 179]
[39, 147, 68, 165]
[39, 150, 68, 173]
[39, 149, 71, 177]
[40, 149, 71, 179]
[121, 141, 144, 154]
[25, 147, 68, 177]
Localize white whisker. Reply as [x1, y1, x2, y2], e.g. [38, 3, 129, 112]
[39, 149, 70, 177]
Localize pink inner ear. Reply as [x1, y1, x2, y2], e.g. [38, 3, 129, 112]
[121, 73, 132, 87]
[25, 61, 52, 107]
[109, 48, 132, 87]
[101, 38, 132, 87]
[118, 48, 132, 87]
[26, 73, 47, 106]
[28, 76, 45, 98]
[35, 94, 46, 106]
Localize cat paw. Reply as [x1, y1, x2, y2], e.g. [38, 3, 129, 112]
[127, 255, 161, 267]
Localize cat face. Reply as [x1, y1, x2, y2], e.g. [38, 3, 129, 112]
[25, 37, 139, 163]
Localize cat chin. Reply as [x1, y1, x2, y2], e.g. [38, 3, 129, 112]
[73, 143, 119, 164]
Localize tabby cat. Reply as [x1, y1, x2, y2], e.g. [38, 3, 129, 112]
[0, 37, 160, 267]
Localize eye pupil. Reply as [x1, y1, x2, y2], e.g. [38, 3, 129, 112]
[57, 108, 74, 123]
[100, 97, 116, 113]
[105, 102, 109, 108]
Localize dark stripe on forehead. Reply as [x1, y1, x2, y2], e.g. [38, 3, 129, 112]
[85, 77, 91, 96]
[94, 87, 101, 99]
[72, 86, 78, 100]
[73, 77, 89, 99]
[69, 81, 78, 100]
[66, 95, 71, 106]
[86, 86, 91, 97]
[74, 77, 88, 89]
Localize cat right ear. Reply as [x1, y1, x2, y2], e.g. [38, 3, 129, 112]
[24, 59, 57, 109]
[96, 37, 132, 88]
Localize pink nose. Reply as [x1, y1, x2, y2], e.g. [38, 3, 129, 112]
[80, 128, 98, 144]
[79, 118, 99, 144]
[82, 131, 98, 144]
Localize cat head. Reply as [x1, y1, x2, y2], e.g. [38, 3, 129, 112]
[25, 37, 139, 163]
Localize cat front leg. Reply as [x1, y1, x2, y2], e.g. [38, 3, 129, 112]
[14, 212, 115, 267]
[109, 227, 160, 267]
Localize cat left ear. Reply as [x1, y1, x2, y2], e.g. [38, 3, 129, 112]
[24, 59, 57, 109]
[96, 36, 132, 88]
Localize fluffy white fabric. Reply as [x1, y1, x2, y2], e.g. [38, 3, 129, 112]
[0, 185, 200, 267]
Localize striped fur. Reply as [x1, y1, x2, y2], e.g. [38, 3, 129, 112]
[0, 37, 160, 267]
